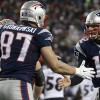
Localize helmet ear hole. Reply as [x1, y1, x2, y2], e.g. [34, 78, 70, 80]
[39, 16, 41, 20]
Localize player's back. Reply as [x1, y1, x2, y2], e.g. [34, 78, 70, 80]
[43, 67, 64, 99]
[0, 24, 51, 83]
[79, 79, 99, 100]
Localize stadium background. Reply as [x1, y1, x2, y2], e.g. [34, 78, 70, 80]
[1, 0, 100, 100]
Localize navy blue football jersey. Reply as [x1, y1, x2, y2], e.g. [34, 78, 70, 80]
[74, 37, 100, 87]
[0, 24, 53, 83]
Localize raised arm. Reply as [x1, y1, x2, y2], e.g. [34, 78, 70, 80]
[41, 46, 95, 79]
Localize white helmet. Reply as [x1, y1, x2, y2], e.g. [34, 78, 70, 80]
[20, 1, 46, 27]
[0, 19, 15, 25]
[85, 10, 100, 39]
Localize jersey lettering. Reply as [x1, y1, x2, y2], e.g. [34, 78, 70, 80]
[16, 33, 32, 61]
[93, 56, 100, 78]
[83, 84, 94, 96]
[46, 76, 62, 91]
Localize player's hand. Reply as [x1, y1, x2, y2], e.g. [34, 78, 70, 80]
[75, 60, 95, 80]
[57, 76, 71, 88]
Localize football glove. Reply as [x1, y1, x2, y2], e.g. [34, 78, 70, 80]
[76, 60, 95, 80]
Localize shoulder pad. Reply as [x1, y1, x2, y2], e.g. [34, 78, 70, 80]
[75, 41, 86, 57]
[38, 28, 53, 42]
[79, 37, 89, 44]
[38, 28, 51, 35]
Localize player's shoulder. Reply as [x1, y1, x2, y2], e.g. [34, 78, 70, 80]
[79, 37, 89, 44]
[74, 37, 90, 57]
[37, 27, 51, 35]
[37, 27, 53, 41]
[75, 37, 89, 48]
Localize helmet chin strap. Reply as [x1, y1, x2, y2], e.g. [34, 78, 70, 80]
[90, 34, 98, 39]
[90, 33, 100, 44]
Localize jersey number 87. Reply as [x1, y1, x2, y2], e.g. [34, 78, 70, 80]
[1, 31, 32, 61]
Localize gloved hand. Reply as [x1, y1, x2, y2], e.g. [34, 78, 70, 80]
[75, 60, 95, 80]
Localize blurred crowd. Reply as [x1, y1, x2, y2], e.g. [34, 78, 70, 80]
[1, 0, 100, 99]
[1, 0, 100, 66]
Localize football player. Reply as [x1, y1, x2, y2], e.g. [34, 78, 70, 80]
[58, 10, 100, 99]
[0, 1, 95, 100]
[0, 19, 45, 100]
[79, 79, 99, 100]
[42, 56, 64, 100]
[43, 65, 64, 100]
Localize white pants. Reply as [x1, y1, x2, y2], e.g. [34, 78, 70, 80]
[0, 80, 34, 100]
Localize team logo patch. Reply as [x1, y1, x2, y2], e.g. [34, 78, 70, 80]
[96, 12, 100, 17]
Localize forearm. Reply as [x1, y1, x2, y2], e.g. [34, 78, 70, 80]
[41, 47, 76, 75]
[34, 68, 45, 86]
[70, 75, 83, 86]
[53, 60, 76, 75]
[33, 85, 44, 100]
[34, 64, 45, 100]
[41, 47, 95, 79]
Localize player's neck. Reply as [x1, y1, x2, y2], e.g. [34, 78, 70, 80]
[30, 23, 38, 27]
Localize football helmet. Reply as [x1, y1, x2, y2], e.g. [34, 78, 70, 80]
[20, 1, 46, 27]
[0, 19, 15, 26]
[85, 10, 100, 40]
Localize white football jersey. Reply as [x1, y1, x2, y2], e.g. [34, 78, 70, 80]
[43, 68, 64, 99]
[79, 79, 99, 100]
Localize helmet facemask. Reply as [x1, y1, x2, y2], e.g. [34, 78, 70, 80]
[84, 10, 100, 41]
[85, 23, 100, 40]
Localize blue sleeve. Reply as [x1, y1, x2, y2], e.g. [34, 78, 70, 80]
[36, 29, 53, 48]
[74, 41, 87, 66]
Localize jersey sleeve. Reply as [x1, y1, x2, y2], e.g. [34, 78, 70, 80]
[71, 41, 86, 86]
[36, 29, 53, 48]
[74, 41, 87, 63]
